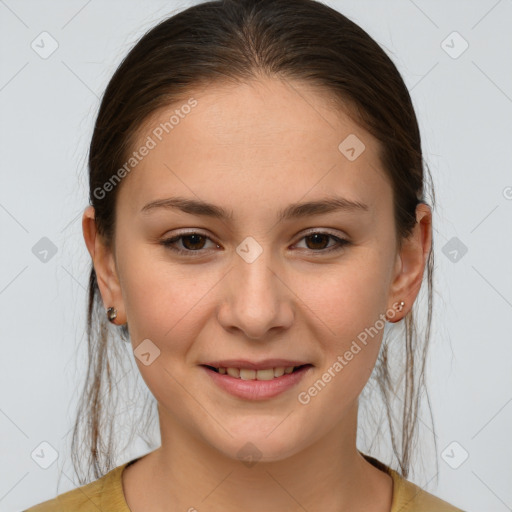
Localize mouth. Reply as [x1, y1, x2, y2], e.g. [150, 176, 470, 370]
[200, 363, 313, 400]
[201, 364, 313, 380]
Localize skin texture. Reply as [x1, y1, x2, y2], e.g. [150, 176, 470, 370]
[83, 77, 432, 512]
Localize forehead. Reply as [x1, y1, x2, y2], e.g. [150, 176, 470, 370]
[118, 77, 391, 218]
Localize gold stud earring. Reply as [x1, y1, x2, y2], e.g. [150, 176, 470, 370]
[107, 307, 117, 323]
[385, 300, 406, 322]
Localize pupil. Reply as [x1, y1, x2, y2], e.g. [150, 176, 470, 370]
[183, 234, 205, 250]
[306, 234, 328, 250]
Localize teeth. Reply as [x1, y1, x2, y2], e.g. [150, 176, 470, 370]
[218, 366, 298, 380]
[274, 367, 285, 377]
[240, 369, 256, 380]
[226, 367, 240, 378]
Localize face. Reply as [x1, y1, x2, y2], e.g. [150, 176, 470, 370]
[88, 77, 421, 463]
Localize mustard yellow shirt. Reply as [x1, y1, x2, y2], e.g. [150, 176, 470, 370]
[24, 455, 465, 511]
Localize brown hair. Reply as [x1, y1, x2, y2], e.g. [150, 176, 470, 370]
[72, 0, 436, 485]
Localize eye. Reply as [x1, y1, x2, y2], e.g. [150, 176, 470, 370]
[160, 230, 350, 256]
[293, 231, 350, 254]
[160, 232, 219, 256]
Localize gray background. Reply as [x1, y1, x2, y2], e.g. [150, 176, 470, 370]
[1, 1, 511, 511]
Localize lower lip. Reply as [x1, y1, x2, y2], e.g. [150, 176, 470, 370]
[201, 365, 313, 400]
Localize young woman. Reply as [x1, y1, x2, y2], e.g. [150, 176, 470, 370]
[26, 0, 464, 510]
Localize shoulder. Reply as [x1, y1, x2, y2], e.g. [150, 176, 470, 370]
[361, 453, 465, 512]
[389, 467, 465, 512]
[23, 462, 131, 512]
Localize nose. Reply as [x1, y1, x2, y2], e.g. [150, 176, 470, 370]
[217, 250, 294, 340]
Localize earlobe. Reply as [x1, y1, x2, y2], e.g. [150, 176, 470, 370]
[82, 206, 126, 324]
[387, 203, 432, 321]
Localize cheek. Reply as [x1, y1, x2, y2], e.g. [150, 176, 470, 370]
[117, 249, 220, 411]
[291, 249, 391, 396]
[298, 251, 390, 339]
[294, 277, 387, 425]
[118, 244, 221, 345]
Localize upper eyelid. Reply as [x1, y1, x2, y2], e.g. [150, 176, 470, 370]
[166, 227, 347, 241]
[299, 227, 347, 238]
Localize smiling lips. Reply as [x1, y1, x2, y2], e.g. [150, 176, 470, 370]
[206, 365, 305, 380]
[201, 359, 311, 381]
[202, 362, 313, 400]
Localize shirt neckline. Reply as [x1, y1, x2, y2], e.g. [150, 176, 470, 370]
[108, 453, 402, 511]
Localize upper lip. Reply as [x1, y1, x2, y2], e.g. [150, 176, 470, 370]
[201, 359, 311, 370]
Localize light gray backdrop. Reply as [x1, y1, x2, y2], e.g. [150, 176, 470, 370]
[1, 1, 511, 511]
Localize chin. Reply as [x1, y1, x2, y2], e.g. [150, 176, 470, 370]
[206, 427, 309, 466]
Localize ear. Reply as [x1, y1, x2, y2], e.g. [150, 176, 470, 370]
[82, 206, 126, 324]
[387, 203, 432, 321]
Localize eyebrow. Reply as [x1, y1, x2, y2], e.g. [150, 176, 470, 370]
[140, 195, 369, 222]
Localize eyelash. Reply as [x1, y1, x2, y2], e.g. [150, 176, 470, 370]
[159, 230, 350, 256]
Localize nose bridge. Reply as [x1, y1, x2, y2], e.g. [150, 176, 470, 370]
[220, 238, 292, 338]
[235, 239, 279, 310]
[237, 245, 275, 296]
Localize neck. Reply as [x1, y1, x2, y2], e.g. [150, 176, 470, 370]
[124, 400, 393, 512]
